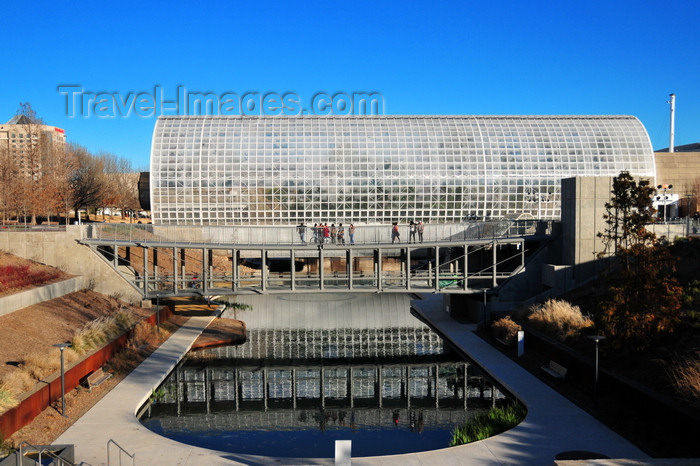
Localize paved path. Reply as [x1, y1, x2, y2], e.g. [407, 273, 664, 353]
[57, 296, 648, 465]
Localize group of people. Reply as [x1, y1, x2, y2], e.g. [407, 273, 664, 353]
[296, 220, 425, 245]
[391, 220, 425, 244]
[297, 223, 356, 245]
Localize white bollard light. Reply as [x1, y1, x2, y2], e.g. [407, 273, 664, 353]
[335, 440, 352, 465]
[517, 330, 525, 357]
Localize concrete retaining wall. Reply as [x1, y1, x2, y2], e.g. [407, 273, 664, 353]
[0, 277, 86, 317]
[0, 226, 142, 303]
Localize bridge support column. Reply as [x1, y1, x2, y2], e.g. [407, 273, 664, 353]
[376, 248, 382, 292]
[142, 246, 149, 295]
[261, 249, 267, 293]
[463, 244, 469, 291]
[202, 248, 208, 295]
[208, 249, 214, 291]
[291, 249, 296, 291]
[346, 249, 352, 290]
[180, 249, 186, 290]
[231, 249, 238, 293]
[492, 241, 497, 288]
[434, 247, 440, 292]
[153, 248, 158, 293]
[406, 247, 411, 290]
[172, 247, 178, 294]
[319, 247, 324, 291]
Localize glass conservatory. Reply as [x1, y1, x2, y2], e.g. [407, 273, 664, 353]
[149, 115, 655, 226]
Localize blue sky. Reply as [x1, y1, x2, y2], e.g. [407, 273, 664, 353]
[1, 0, 698, 169]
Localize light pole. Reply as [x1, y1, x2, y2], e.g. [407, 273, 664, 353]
[587, 335, 605, 408]
[53, 342, 71, 417]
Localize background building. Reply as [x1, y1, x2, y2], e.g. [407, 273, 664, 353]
[149, 115, 656, 226]
[0, 115, 66, 178]
[654, 143, 700, 218]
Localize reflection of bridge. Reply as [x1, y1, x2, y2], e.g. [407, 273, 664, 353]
[80, 222, 551, 298]
[142, 359, 505, 429]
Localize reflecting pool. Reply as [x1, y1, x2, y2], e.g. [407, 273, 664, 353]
[139, 294, 511, 458]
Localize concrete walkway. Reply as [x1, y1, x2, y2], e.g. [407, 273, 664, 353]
[56, 296, 649, 465]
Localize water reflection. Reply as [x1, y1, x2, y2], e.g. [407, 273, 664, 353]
[139, 294, 509, 458]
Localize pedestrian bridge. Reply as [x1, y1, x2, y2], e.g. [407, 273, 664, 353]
[79, 221, 554, 299]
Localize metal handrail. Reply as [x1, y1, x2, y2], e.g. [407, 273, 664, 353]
[17, 440, 75, 465]
[107, 439, 135, 466]
[0, 224, 67, 232]
[82, 220, 556, 245]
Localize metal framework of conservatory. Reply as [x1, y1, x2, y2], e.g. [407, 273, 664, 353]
[150, 115, 655, 226]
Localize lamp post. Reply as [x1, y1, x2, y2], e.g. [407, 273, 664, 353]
[53, 342, 71, 417]
[587, 335, 605, 408]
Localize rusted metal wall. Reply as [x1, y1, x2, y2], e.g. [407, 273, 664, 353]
[0, 305, 174, 439]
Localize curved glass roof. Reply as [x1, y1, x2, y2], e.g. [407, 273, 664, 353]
[150, 115, 655, 225]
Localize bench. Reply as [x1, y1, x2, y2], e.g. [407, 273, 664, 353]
[541, 360, 567, 380]
[85, 368, 112, 390]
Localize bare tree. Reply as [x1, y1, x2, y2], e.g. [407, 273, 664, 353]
[99, 152, 140, 219]
[69, 144, 105, 221]
[14, 102, 48, 224]
[0, 146, 20, 223]
[40, 145, 78, 223]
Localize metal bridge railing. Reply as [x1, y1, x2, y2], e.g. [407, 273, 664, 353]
[83, 220, 555, 245]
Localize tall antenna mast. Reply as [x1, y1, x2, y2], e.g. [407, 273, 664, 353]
[668, 93, 676, 153]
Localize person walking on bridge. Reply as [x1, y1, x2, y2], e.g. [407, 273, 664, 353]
[349, 223, 355, 244]
[337, 223, 345, 244]
[391, 222, 401, 243]
[297, 223, 307, 244]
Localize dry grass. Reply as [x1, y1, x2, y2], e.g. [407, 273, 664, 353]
[0, 370, 36, 396]
[70, 309, 135, 355]
[492, 316, 522, 345]
[527, 299, 594, 340]
[0, 309, 137, 415]
[107, 321, 173, 374]
[668, 355, 700, 408]
[127, 321, 155, 349]
[22, 348, 62, 381]
[0, 385, 17, 411]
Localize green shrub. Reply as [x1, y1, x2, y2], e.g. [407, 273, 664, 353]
[450, 403, 526, 446]
[682, 280, 700, 307]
